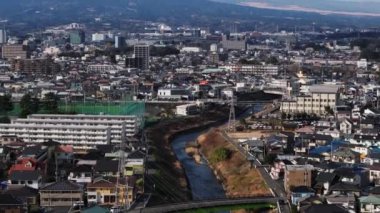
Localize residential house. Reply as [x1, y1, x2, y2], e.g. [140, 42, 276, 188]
[331, 147, 360, 164]
[360, 117, 376, 129]
[87, 177, 136, 206]
[290, 186, 315, 205]
[55, 145, 74, 165]
[351, 134, 380, 147]
[325, 194, 355, 211]
[301, 204, 348, 213]
[8, 170, 42, 189]
[94, 159, 119, 177]
[125, 150, 145, 176]
[8, 158, 38, 175]
[360, 195, 380, 213]
[3, 186, 39, 209]
[0, 194, 25, 213]
[19, 145, 48, 163]
[334, 167, 370, 187]
[363, 151, 380, 165]
[314, 172, 338, 195]
[370, 164, 380, 185]
[68, 165, 93, 184]
[340, 119, 353, 135]
[39, 181, 83, 207]
[330, 182, 361, 196]
[270, 159, 293, 180]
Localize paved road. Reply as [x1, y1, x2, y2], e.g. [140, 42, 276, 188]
[127, 197, 280, 213]
[221, 131, 290, 213]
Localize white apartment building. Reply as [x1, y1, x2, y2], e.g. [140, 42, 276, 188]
[0, 114, 141, 147]
[221, 64, 278, 76]
[280, 85, 340, 115]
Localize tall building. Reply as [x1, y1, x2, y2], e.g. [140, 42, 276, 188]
[115, 36, 126, 48]
[134, 44, 150, 70]
[69, 30, 85, 45]
[1, 44, 28, 59]
[0, 28, 6, 44]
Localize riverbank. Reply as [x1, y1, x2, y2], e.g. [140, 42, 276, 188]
[145, 107, 231, 205]
[197, 128, 272, 198]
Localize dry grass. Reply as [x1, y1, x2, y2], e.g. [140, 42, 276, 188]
[198, 129, 272, 198]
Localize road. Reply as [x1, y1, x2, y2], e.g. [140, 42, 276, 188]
[127, 197, 280, 213]
[221, 131, 291, 213]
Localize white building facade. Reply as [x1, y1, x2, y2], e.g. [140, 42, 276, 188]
[280, 85, 340, 115]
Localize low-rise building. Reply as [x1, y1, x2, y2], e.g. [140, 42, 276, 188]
[39, 181, 83, 207]
[8, 171, 42, 189]
[284, 164, 314, 193]
[87, 178, 135, 206]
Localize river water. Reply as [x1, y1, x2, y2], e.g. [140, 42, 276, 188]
[171, 105, 262, 201]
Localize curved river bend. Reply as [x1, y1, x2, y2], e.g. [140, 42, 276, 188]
[171, 105, 262, 200]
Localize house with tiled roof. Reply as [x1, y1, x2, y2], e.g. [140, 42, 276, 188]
[8, 158, 37, 175]
[39, 181, 83, 207]
[8, 170, 42, 189]
[360, 195, 380, 213]
[0, 194, 25, 213]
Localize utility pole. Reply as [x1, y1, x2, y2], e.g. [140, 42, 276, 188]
[116, 122, 127, 210]
[228, 91, 236, 132]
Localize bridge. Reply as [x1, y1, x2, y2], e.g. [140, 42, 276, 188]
[143, 99, 276, 105]
[128, 197, 280, 213]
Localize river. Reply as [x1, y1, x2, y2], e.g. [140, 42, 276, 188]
[171, 105, 262, 201]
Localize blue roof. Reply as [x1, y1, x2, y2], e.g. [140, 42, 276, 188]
[309, 140, 347, 155]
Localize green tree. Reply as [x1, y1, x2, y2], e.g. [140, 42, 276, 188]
[0, 116, 10, 123]
[325, 106, 334, 116]
[43, 93, 59, 113]
[210, 148, 231, 164]
[266, 56, 279, 65]
[0, 95, 13, 114]
[20, 94, 40, 117]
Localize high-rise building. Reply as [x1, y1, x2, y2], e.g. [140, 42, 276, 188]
[134, 44, 150, 70]
[0, 28, 6, 44]
[115, 36, 126, 48]
[69, 30, 85, 45]
[1, 44, 28, 59]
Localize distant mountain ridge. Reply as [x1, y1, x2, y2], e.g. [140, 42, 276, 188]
[0, 0, 379, 31]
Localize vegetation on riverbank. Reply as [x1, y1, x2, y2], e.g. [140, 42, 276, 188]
[197, 129, 272, 198]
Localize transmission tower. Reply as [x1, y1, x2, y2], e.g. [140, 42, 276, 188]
[115, 123, 127, 210]
[228, 92, 236, 132]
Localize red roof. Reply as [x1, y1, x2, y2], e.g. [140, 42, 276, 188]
[8, 158, 37, 175]
[56, 145, 73, 153]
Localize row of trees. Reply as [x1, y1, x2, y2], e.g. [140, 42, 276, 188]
[281, 112, 321, 121]
[0, 92, 59, 119]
